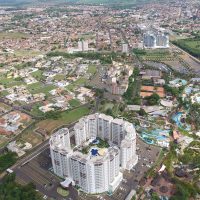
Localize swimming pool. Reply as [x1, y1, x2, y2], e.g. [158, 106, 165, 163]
[172, 112, 191, 131]
[140, 129, 170, 146]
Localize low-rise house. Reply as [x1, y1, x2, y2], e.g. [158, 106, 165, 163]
[141, 69, 162, 80]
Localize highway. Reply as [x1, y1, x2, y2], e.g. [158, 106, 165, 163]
[10, 124, 75, 171]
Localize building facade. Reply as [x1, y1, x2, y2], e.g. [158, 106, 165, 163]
[143, 31, 169, 49]
[50, 113, 138, 194]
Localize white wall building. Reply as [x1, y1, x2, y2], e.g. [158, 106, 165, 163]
[50, 113, 138, 194]
[143, 31, 169, 49]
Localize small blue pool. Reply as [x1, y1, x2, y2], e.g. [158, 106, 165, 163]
[91, 148, 98, 156]
[172, 112, 191, 131]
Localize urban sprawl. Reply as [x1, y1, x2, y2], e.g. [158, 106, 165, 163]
[0, 0, 200, 200]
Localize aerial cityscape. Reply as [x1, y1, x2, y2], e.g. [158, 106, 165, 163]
[0, 0, 199, 199]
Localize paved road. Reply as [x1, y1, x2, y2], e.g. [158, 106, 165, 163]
[11, 124, 75, 170]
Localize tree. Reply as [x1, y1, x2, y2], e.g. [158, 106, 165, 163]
[151, 192, 160, 200]
[0, 174, 42, 200]
[132, 97, 141, 105]
[145, 93, 160, 105]
[138, 108, 147, 116]
[0, 152, 17, 172]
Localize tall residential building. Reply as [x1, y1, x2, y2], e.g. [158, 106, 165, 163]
[50, 113, 138, 194]
[78, 40, 89, 51]
[143, 31, 169, 49]
[122, 43, 129, 53]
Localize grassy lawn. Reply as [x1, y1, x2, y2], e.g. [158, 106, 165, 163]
[74, 77, 87, 85]
[69, 99, 81, 107]
[20, 130, 44, 147]
[173, 38, 200, 58]
[14, 50, 42, 57]
[53, 74, 66, 81]
[0, 78, 24, 88]
[0, 90, 9, 97]
[133, 49, 174, 61]
[0, 102, 12, 111]
[65, 77, 88, 91]
[100, 102, 114, 112]
[31, 70, 44, 80]
[87, 65, 97, 75]
[65, 84, 75, 91]
[57, 187, 69, 197]
[30, 102, 45, 117]
[27, 82, 56, 95]
[0, 136, 9, 148]
[36, 106, 90, 133]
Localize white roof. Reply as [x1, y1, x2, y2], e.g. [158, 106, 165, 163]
[60, 178, 72, 188]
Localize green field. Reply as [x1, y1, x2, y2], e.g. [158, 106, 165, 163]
[0, 77, 24, 88]
[66, 77, 88, 91]
[27, 83, 56, 95]
[87, 65, 97, 75]
[37, 106, 90, 133]
[31, 70, 44, 80]
[69, 99, 81, 107]
[53, 74, 66, 81]
[133, 49, 173, 61]
[173, 38, 200, 59]
[14, 50, 42, 57]
[0, 152, 17, 172]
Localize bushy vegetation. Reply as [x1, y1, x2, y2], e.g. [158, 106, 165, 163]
[0, 174, 42, 200]
[133, 49, 147, 55]
[123, 67, 140, 104]
[0, 152, 17, 172]
[96, 138, 109, 148]
[186, 103, 200, 130]
[164, 85, 184, 97]
[170, 178, 200, 200]
[179, 141, 200, 167]
[145, 93, 160, 105]
[47, 51, 117, 64]
[172, 37, 200, 59]
[81, 138, 109, 154]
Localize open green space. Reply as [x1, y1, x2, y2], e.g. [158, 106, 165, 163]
[133, 48, 174, 61]
[20, 129, 43, 147]
[87, 65, 97, 75]
[123, 67, 140, 104]
[0, 174, 42, 200]
[0, 136, 9, 148]
[0, 77, 24, 88]
[14, 50, 42, 58]
[66, 77, 88, 91]
[27, 82, 56, 95]
[53, 74, 66, 81]
[47, 51, 117, 64]
[69, 99, 81, 107]
[36, 106, 90, 133]
[0, 152, 17, 172]
[0, 102, 12, 111]
[31, 70, 44, 80]
[172, 38, 200, 59]
[29, 102, 45, 117]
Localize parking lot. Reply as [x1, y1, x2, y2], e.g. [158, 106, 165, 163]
[78, 138, 161, 200]
[14, 148, 78, 200]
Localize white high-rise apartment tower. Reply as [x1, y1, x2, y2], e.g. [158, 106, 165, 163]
[50, 113, 138, 194]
